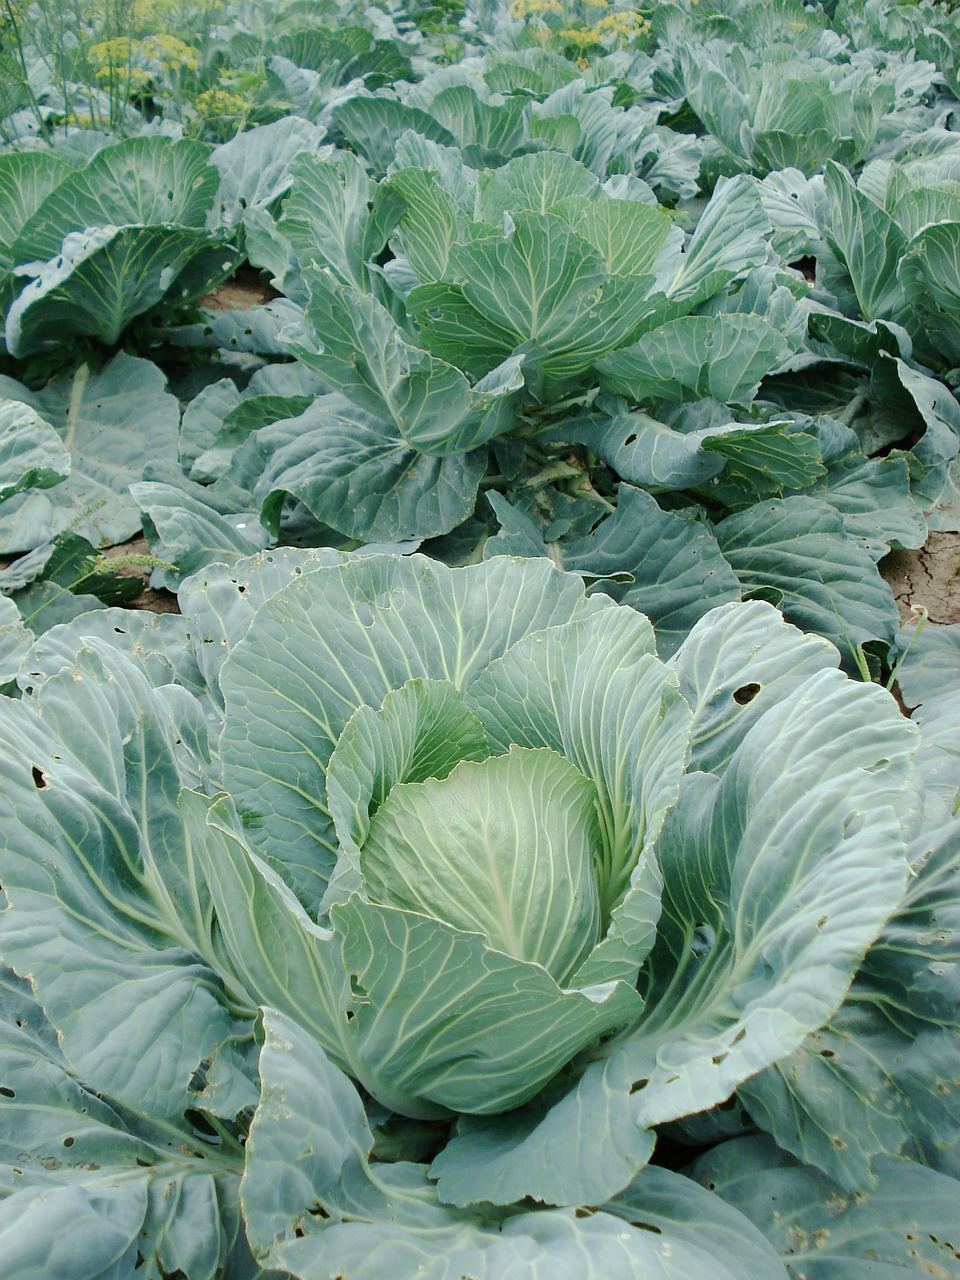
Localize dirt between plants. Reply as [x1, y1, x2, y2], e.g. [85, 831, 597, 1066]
[202, 265, 280, 311]
[881, 531, 960, 625]
[102, 535, 180, 614]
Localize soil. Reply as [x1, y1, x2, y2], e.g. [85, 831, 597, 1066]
[102, 535, 180, 614]
[202, 265, 280, 311]
[881, 531, 960, 625]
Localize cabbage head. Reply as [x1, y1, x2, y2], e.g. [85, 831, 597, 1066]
[203, 552, 915, 1135]
[210, 552, 693, 1118]
[0, 550, 931, 1273]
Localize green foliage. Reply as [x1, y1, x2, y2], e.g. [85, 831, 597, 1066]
[0, 1, 959, 1274]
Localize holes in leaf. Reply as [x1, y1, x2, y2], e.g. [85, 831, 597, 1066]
[355, 602, 375, 627]
[634, 1221, 663, 1235]
[789, 255, 817, 282]
[186, 1109, 221, 1143]
[0, 1086, 15, 1098]
[691, 923, 715, 956]
[574, 1208, 595, 1219]
[63, 1136, 75, 1148]
[841, 812, 865, 839]
[31, 766, 46, 789]
[733, 683, 761, 705]
[308, 1204, 331, 1219]
[628, 1078, 649, 1095]
[623, 433, 637, 446]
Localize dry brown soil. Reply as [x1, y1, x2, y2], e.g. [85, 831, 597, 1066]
[202, 266, 279, 311]
[881, 531, 960, 625]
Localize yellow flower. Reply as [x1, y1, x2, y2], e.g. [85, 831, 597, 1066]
[89, 36, 137, 67]
[95, 64, 151, 85]
[130, 0, 183, 26]
[509, 0, 562, 15]
[141, 33, 199, 71]
[595, 10, 648, 37]
[194, 87, 246, 115]
[558, 24, 603, 45]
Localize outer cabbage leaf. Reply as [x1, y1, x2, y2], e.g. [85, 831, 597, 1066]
[0, 151, 75, 265]
[485, 486, 741, 657]
[668, 598, 838, 774]
[570, 404, 803, 494]
[433, 653, 917, 1207]
[0, 355, 179, 553]
[633, 669, 915, 1128]
[132, 462, 272, 590]
[715, 495, 899, 658]
[894, 620, 960, 712]
[899, 220, 960, 370]
[0, 151, 76, 318]
[788, 414, 925, 556]
[208, 117, 328, 229]
[330, 893, 642, 1115]
[333, 96, 457, 173]
[240, 1008, 788, 1280]
[278, 150, 402, 291]
[10, 135, 217, 263]
[5, 223, 239, 357]
[655, 174, 771, 306]
[286, 271, 525, 455]
[176, 547, 348, 705]
[0, 971, 250, 1280]
[0, 399, 70, 503]
[252, 395, 487, 543]
[819, 160, 912, 322]
[597, 314, 790, 406]
[692, 1135, 960, 1278]
[738, 682, 960, 1186]
[0, 595, 30, 684]
[0, 642, 241, 1118]
[17, 605, 205, 698]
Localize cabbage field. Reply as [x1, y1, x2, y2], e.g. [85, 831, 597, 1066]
[1, 0, 960, 1274]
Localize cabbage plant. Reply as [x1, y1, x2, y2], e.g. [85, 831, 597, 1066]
[1, 549, 957, 1276]
[677, 43, 895, 177]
